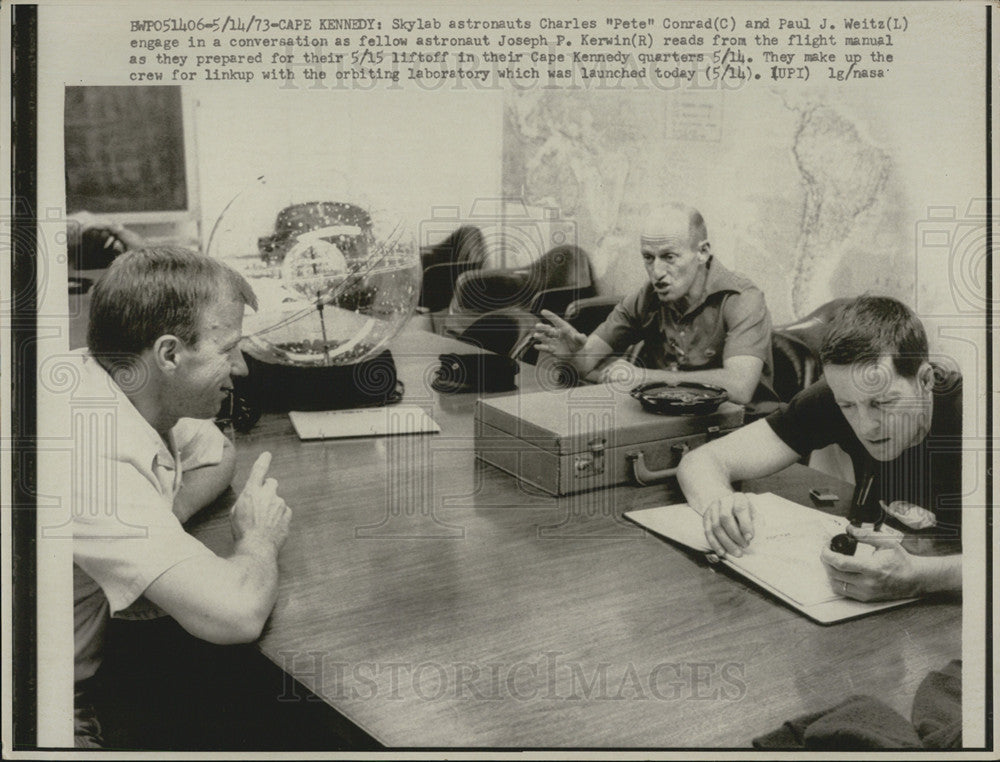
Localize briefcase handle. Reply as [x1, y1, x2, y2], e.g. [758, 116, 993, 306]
[626, 426, 725, 486]
[626, 447, 688, 486]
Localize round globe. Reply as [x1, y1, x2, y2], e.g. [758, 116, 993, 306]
[206, 176, 421, 367]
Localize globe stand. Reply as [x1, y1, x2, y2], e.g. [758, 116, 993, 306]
[316, 293, 333, 366]
[227, 349, 403, 433]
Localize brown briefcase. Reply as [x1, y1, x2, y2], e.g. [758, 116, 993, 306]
[474, 385, 744, 496]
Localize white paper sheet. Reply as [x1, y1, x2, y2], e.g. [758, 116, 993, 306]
[288, 406, 440, 440]
[625, 493, 914, 622]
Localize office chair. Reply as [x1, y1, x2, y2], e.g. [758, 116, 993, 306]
[771, 298, 855, 480]
[452, 308, 535, 358]
[417, 226, 488, 313]
[441, 244, 596, 348]
[770, 297, 852, 401]
[449, 244, 595, 315]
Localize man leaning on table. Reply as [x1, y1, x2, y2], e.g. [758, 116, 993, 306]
[677, 295, 962, 601]
[71, 247, 291, 747]
[533, 202, 777, 407]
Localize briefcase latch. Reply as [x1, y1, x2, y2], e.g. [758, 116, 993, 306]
[574, 438, 606, 478]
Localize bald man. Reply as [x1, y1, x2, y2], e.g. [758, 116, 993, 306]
[534, 204, 776, 406]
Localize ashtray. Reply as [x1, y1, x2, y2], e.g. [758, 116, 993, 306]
[629, 381, 729, 416]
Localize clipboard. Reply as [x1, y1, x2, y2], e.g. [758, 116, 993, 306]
[624, 493, 917, 624]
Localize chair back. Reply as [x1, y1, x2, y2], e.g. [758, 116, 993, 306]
[528, 245, 594, 293]
[562, 296, 619, 337]
[456, 309, 535, 358]
[771, 298, 853, 401]
[420, 226, 487, 268]
[778, 298, 852, 356]
[450, 245, 595, 315]
[418, 227, 488, 312]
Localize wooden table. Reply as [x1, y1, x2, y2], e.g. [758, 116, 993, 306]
[189, 326, 961, 748]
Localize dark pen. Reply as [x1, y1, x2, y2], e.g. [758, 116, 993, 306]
[849, 473, 872, 526]
[850, 473, 883, 530]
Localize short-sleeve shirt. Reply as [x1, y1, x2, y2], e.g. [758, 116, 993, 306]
[765, 367, 963, 548]
[72, 350, 226, 682]
[592, 257, 776, 402]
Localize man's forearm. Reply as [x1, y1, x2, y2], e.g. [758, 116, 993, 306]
[567, 349, 611, 378]
[174, 440, 237, 523]
[221, 534, 281, 640]
[676, 446, 735, 514]
[915, 553, 962, 595]
[143, 531, 283, 644]
[232, 533, 280, 599]
[558, 334, 616, 378]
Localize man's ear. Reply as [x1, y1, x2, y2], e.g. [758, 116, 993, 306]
[152, 334, 184, 373]
[697, 241, 711, 263]
[917, 361, 935, 392]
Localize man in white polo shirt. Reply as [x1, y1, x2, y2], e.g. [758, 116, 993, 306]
[72, 247, 291, 747]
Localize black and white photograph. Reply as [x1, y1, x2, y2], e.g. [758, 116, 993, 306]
[2, 0, 995, 755]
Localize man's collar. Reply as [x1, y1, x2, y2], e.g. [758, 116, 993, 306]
[667, 257, 745, 318]
[81, 351, 177, 467]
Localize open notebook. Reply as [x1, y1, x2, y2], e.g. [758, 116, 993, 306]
[288, 406, 440, 441]
[624, 493, 916, 624]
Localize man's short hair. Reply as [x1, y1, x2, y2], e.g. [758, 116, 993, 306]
[87, 247, 257, 358]
[819, 295, 928, 378]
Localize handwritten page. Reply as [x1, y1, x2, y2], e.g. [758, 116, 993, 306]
[626, 493, 874, 608]
[723, 494, 856, 606]
[288, 406, 440, 441]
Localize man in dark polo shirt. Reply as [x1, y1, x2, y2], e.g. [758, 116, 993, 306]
[677, 296, 963, 601]
[533, 203, 776, 406]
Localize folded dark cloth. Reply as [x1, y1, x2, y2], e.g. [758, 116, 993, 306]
[753, 695, 922, 750]
[912, 659, 962, 748]
[753, 660, 961, 750]
[432, 352, 518, 394]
